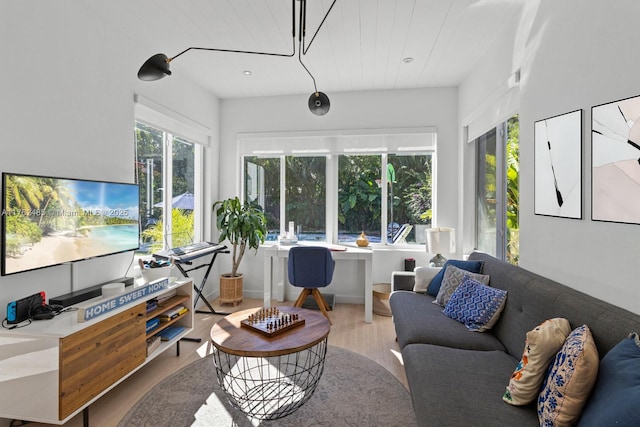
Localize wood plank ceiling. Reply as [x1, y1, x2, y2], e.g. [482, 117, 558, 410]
[92, 0, 524, 98]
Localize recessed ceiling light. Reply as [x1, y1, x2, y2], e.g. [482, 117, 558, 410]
[243, 70, 252, 75]
[402, 57, 414, 64]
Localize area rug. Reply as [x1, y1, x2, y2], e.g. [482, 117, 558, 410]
[119, 346, 417, 426]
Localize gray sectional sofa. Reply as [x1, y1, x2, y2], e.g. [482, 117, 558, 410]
[389, 251, 640, 426]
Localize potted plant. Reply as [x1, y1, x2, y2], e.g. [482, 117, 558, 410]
[213, 197, 268, 305]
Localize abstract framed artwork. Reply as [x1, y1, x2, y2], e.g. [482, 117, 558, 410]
[592, 94, 640, 224]
[534, 109, 582, 219]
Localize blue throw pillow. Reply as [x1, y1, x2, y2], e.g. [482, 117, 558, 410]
[577, 332, 640, 427]
[442, 276, 507, 332]
[426, 259, 484, 296]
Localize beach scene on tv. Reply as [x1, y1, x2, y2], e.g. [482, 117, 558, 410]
[3, 174, 139, 275]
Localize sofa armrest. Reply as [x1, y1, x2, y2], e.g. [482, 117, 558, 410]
[391, 271, 416, 292]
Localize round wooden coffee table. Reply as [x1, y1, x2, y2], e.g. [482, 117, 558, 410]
[210, 306, 330, 420]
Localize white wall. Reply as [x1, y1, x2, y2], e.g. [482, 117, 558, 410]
[215, 88, 458, 301]
[0, 2, 219, 321]
[459, 0, 640, 315]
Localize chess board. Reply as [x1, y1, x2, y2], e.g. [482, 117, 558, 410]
[240, 307, 305, 337]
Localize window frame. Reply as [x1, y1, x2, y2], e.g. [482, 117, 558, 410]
[134, 95, 209, 252]
[473, 115, 519, 263]
[239, 129, 437, 247]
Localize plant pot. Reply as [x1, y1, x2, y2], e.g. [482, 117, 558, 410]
[219, 273, 243, 306]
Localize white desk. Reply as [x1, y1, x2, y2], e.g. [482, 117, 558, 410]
[263, 243, 374, 323]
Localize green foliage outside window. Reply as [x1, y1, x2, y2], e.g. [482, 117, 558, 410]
[141, 208, 195, 254]
[478, 115, 519, 265]
[285, 157, 326, 235]
[135, 123, 163, 231]
[135, 124, 194, 229]
[386, 155, 433, 241]
[506, 116, 519, 264]
[397, 156, 433, 224]
[338, 156, 381, 234]
[244, 152, 433, 243]
[135, 122, 196, 252]
[338, 154, 432, 240]
[244, 157, 280, 234]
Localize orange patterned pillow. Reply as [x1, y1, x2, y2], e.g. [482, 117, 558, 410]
[503, 318, 571, 405]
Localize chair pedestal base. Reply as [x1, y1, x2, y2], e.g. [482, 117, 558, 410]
[293, 288, 332, 325]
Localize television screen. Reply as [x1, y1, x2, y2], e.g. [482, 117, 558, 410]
[2, 172, 140, 276]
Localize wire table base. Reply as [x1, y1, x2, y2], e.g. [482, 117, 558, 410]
[212, 337, 328, 420]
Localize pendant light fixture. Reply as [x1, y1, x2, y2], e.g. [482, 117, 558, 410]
[138, 0, 336, 116]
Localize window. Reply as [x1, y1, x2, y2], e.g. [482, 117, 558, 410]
[133, 95, 209, 255]
[286, 156, 326, 241]
[135, 122, 202, 254]
[240, 131, 435, 245]
[336, 153, 433, 244]
[244, 157, 280, 238]
[244, 156, 328, 242]
[338, 155, 381, 242]
[387, 153, 433, 244]
[475, 115, 519, 264]
[476, 127, 498, 256]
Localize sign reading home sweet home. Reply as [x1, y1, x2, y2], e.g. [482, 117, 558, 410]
[77, 278, 169, 322]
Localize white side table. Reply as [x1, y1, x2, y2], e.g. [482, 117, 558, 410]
[390, 270, 416, 292]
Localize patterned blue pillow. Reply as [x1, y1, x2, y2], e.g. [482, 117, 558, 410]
[577, 332, 640, 427]
[442, 276, 507, 332]
[537, 325, 599, 427]
[426, 259, 484, 296]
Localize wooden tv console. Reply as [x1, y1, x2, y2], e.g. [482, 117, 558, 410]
[0, 279, 194, 425]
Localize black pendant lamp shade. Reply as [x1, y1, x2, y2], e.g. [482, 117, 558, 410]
[308, 92, 330, 116]
[137, 0, 337, 115]
[138, 53, 172, 81]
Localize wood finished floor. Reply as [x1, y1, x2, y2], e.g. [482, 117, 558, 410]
[26, 298, 407, 427]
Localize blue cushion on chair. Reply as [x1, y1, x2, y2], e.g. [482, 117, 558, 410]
[577, 332, 640, 427]
[426, 259, 484, 296]
[288, 246, 335, 288]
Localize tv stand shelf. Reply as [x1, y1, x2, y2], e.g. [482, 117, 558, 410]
[0, 278, 194, 426]
[146, 294, 190, 339]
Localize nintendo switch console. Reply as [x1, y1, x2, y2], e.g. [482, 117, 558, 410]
[6, 291, 46, 324]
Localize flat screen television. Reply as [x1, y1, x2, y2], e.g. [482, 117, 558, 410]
[1, 172, 140, 276]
